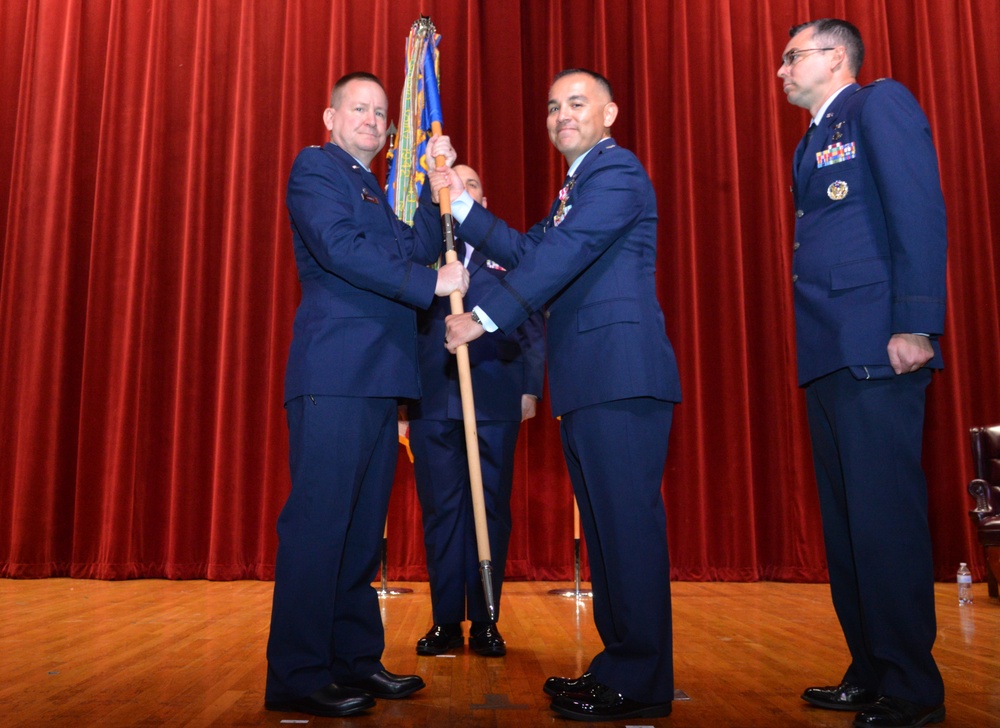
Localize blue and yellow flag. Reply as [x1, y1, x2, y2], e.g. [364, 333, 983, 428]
[386, 17, 442, 226]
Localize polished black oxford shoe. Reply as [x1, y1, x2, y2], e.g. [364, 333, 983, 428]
[802, 681, 877, 711]
[549, 681, 672, 722]
[543, 671, 598, 697]
[264, 683, 375, 717]
[343, 669, 425, 699]
[416, 623, 463, 655]
[469, 623, 506, 657]
[853, 696, 945, 727]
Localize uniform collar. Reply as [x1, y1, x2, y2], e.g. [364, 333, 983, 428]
[565, 137, 616, 179]
[812, 83, 858, 126]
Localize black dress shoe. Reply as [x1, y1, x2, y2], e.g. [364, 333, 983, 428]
[469, 623, 506, 656]
[265, 683, 375, 717]
[543, 671, 597, 697]
[416, 623, 463, 655]
[550, 682, 672, 722]
[802, 681, 877, 711]
[853, 696, 945, 727]
[343, 669, 425, 699]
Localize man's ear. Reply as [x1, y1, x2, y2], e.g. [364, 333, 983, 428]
[481, 196, 488, 210]
[322, 107, 335, 132]
[603, 101, 619, 129]
[830, 46, 847, 73]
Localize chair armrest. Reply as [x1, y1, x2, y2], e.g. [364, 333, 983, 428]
[968, 478, 998, 521]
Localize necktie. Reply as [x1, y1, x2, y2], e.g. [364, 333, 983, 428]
[795, 123, 817, 171]
[452, 236, 466, 265]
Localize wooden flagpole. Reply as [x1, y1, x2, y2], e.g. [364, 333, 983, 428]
[431, 119, 496, 620]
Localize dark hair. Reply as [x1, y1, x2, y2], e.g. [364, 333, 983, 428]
[552, 68, 614, 101]
[330, 72, 386, 107]
[790, 19, 864, 76]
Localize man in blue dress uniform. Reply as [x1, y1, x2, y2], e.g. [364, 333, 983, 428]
[407, 164, 545, 659]
[264, 72, 468, 718]
[778, 19, 947, 728]
[435, 69, 681, 722]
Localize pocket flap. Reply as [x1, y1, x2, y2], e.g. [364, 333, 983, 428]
[829, 258, 889, 291]
[577, 298, 640, 332]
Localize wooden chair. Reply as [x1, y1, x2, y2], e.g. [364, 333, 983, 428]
[968, 425, 1000, 599]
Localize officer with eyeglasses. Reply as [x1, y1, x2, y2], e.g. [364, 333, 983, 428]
[777, 18, 947, 728]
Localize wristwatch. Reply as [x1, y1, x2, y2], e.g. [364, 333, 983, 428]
[470, 310, 484, 327]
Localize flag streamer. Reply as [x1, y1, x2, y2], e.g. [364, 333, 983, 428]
[386, 17, 441, 226]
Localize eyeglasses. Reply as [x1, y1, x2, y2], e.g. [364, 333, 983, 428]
[781, 47, 835, 67]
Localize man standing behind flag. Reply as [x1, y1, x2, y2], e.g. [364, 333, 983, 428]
[264, 72, 468, 719]
[406, 164, 545, 658]
[434, 68, 680, 722]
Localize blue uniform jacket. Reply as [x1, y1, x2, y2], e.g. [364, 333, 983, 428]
[284, 143, 443, 402]
[454, 138, 681, 417]
[407, 245, 545, 422]
[791, 80, 947, 386]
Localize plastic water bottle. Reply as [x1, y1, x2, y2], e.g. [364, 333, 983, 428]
[957, 563, 973, 606]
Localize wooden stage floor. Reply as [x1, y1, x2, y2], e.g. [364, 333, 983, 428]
[1, 579, 998, 726]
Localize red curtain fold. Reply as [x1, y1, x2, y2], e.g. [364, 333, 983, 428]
[1, 0, 997, 582]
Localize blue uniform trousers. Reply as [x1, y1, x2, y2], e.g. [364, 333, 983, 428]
[410, 418, 519, 624]
[805, 368, 943, 705]
[265, 395, 397, 701]
[559, 397, 674, 704]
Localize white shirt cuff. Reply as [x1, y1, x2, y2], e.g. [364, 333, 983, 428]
[449, 191, 474, 224]
[472, 305, 499, 332]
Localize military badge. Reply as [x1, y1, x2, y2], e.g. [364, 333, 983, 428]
[552, 176, 577, 227]
[827, 180, 849, 200]
[361, 188, 379, 204]
[553, 205, 572, 227]
[816, 142, 856, 168]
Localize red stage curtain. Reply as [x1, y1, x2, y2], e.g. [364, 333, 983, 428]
[1, 0, 998, 582]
